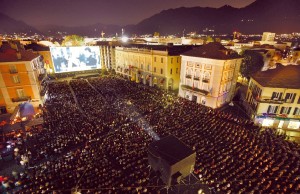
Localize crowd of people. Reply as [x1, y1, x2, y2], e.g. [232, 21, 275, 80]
[3, 75, 300, 193]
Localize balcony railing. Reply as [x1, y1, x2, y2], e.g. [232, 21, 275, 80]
[202, 78, 210, 83]
[9, 70, 18, 74]
[181, 85, 209, 95]
[12, 96, 31, 102]
[194, 77, 200, 81]
[185, 75, 192, 79]
[255, 98, 284, 104]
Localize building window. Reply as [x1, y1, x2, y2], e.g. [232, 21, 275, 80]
[170, 69, 172, 75]
[16, 89, 25, 98]
[148, 64, 150, 71]
[293, 108, 300, 116]
[280, 107, 292, 115]
[161, 68, 163, 74]
[176, 68, 179, 74]
[298, 96, 300, 104]
[161, 58, 163, 63]
[141, 64, 144, 70]
[267, 105, 278, 114]
[171, 58, 173, 64]
[177, 57, 179, 63]
[205, 64, 212, 70]
[154, 57, 156, 62]
[285, 93, 296, 103]
[9, 65, 18, 73]
[12, 75, 20, 84]
[154, 67, 156, 73]
[271, 92, 283, 100]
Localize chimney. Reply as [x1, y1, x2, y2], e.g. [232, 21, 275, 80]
[16, 52, 22, 60]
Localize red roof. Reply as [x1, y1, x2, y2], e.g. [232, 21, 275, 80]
[181, 42, 242, 60]
[252, 64, 300, 89]
[0, 45, 39, 62]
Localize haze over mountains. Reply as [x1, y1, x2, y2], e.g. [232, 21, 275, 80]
[0, 0, 299, 36]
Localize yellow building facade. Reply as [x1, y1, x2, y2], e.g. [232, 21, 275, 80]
[115, 45, 192, 91]
[0, 43, 45, 113]
[245, 65, 300, 133]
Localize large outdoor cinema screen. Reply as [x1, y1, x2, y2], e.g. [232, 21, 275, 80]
[50, 46, 101, 73]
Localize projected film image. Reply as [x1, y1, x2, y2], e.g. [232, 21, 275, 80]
[50, 46, 101, 73]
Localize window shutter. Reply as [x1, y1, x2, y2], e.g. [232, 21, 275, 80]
[291, 94, 296, 103]
[287, 107, 292, 115]
[267, 105, 271, 113]
[293, 108, 298, 115]
[280, 107, 284, 114]
[274, 106, 278, 113]
[271, 92, 276, 99]
[279, 93, 283, 100]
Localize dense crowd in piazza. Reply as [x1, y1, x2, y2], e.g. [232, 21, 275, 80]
[1, 75, 300, 193]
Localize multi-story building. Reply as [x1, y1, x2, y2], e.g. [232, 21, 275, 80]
[115, 44, 194, 90]
[95, 41, 117, 70]
[0, 41, 45, 114]
[179, 43, 242, 108]
[261, 32, 276, 42]
[245, 64, 300, 131]
[25, 43, 54, 74]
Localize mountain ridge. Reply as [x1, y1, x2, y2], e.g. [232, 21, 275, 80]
[1, 0, 300, 36]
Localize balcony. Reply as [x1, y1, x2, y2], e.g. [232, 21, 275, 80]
[193, 76, 200, 81]
[9, 70, 18, 74]
[12, 96, 31, 102]
[202, 78, 210, 83]
[255, 98, 284, 104]
[181, 85, 209, 95]
[185, 75, 192, 79]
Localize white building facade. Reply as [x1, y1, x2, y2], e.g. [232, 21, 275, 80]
[179, 43, 242, 108]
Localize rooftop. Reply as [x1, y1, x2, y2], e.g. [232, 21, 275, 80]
[251, 64, 300, 89]
[119, 44, 196, 56]
[148, 135, 195, 165]
[0, 42, 39, 62]
[24, 43, 50, 51]
[181, 42, 242, 60]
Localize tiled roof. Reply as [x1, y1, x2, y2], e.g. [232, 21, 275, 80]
[120, 44, 196, 56]
[0, 44, 39, 62]
[251, 64, 300, 89]
[24, 43, 50, 51]
[181, 42, 242, 60]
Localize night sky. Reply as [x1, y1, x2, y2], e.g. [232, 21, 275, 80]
[1, 0, 256, 27]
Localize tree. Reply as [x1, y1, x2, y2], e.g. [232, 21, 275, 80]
[62, 35, 85, 46]
[206, 36, 214, 43]
[240, 50, 264, 79]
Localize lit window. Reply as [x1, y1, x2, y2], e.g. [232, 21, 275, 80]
[12, 75, 20, 84]
[267, 105, 278, 114]
[285, 93, 296, 103]
[16, 89, 25, 98]
[9, 65, 18, 73]
[262, 119, 274, 127]
[293, 108, 300, 116]
[280, 107, 292, 115]
[287, 121, 300, 129]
